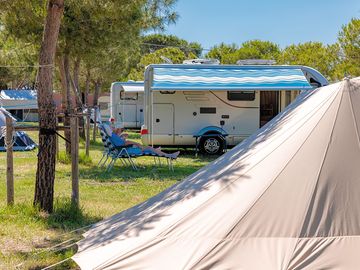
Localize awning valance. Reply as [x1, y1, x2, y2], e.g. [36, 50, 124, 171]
[151, 66, 313, 91]
[121, 82, 144, 93]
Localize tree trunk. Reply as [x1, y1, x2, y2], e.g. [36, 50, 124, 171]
[63, 53, 72, 154]
[85, 68, 90, 107]
[34, 0, 64, 213]
[92, 79, 101, 141]
[57, 54, 72, 154]
[93, 79, 101, 107]
[72, 58, 85, 139]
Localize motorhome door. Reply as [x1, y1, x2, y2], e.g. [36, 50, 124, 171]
[152, 103, 174, 145]
[118, 104, 137, 127]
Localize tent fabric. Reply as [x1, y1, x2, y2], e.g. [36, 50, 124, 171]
[0, 108, 36, 151]
[151, 66, 313, 91]
[73, 78, 360, 270]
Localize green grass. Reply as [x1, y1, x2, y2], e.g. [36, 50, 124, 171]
[0, 126, 216, 269]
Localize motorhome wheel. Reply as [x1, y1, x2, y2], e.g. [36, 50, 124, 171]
[200, 136, 224, 155]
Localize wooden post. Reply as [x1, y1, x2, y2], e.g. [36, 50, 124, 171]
[70, 116, 79, 207]
[85, 112, 90, 156]
[55, 117, 59, 159]
[92, 107, 97, 142]
[5, 116, 14, 205]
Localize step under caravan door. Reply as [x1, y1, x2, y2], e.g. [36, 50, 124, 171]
[152, 103, 174, 145]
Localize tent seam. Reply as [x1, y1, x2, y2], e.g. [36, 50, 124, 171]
[347, 80, 360, 152]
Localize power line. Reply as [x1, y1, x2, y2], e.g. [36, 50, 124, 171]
[0, 64, 54, 68]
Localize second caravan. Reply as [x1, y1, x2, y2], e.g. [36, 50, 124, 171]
[110, 81, 144, 128]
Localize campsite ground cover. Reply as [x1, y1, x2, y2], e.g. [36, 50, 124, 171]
[0, 127, 215, 269]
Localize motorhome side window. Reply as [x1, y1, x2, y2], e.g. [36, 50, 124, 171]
[200, 107, 216, 114]
[120, 92, 138, 100]
[227, 91, 255, 101]
[160, 91, 175, 94]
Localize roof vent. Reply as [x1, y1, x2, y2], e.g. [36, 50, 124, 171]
[236, 59, 276, 65]
[183, 58, 220, 65]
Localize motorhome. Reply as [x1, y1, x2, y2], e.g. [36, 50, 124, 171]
[141, 64, 329, 154]
[110, 81, 144, 128]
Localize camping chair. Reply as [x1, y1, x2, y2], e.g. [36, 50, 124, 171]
[98, 126, 138, 170]
[98, 125, 177, 171]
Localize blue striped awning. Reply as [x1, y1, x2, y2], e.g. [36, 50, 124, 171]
[150, 66, 313, 91]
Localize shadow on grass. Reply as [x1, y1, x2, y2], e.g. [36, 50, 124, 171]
[47, 199, 101, 230]
[1, 201, 99, 270]
[79, 156, 214, 182]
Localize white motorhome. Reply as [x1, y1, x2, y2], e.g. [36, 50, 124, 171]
[141, 64, 329, 154]
[110, 81, 144, 128]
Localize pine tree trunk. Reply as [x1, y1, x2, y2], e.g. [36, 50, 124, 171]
[92, 79, 101, 141]
[63, 53, 72, 154]
[85, 69, 90, 107]
[93, 79, 101, 107]
[57, 54, 72, 154]
[34, 0, 64, 213]
[72, 58, 85, 139]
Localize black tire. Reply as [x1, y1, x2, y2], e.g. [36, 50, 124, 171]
[199, 136, 224, 155]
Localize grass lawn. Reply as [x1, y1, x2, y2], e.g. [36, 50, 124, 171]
[0, 125, 216, 269]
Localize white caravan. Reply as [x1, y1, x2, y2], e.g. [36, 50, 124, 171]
[141, 64, 328, 154]
[98, 95, 110, 122]
[110, 81, 144, 128]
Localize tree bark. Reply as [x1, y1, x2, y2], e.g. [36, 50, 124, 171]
[34, 0, 64, 213]
[72, 58, 85, 139]
[63, 53, 72, 154]
[93, 79, 101, 107]
[56, 54, 72, 153]
[85, 68, 90, 107]
[92, 79, 101, 141]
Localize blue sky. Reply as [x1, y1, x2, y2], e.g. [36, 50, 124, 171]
[162, 0, 360, 51]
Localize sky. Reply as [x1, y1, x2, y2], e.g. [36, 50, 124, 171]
[162, 0, 360, 52]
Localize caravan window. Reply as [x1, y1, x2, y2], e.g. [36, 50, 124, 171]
[99, 102, 108, 110]
[227, 91, 255, 101]
[120, 92, 138, 100]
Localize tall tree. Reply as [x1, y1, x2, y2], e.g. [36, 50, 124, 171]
[34, 0, 64, 212]
[1, 0, 178, 152]
[336, 18, 360, 78]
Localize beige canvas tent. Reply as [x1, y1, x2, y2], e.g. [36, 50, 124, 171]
[73, 77, 360, 270]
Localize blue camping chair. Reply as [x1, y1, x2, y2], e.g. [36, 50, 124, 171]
[98, 124, 176, 171]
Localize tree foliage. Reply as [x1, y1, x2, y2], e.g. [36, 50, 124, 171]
[235, 40, 281, 61]
[206, 43, 238, 64]
[336, 18, 360, 78]
[0, 0, 178, 90]
[279, 42, 341, 81]
[142, 33, 202, 56]
[128, 47, 196, 80]
[206, 40, 280, 64]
